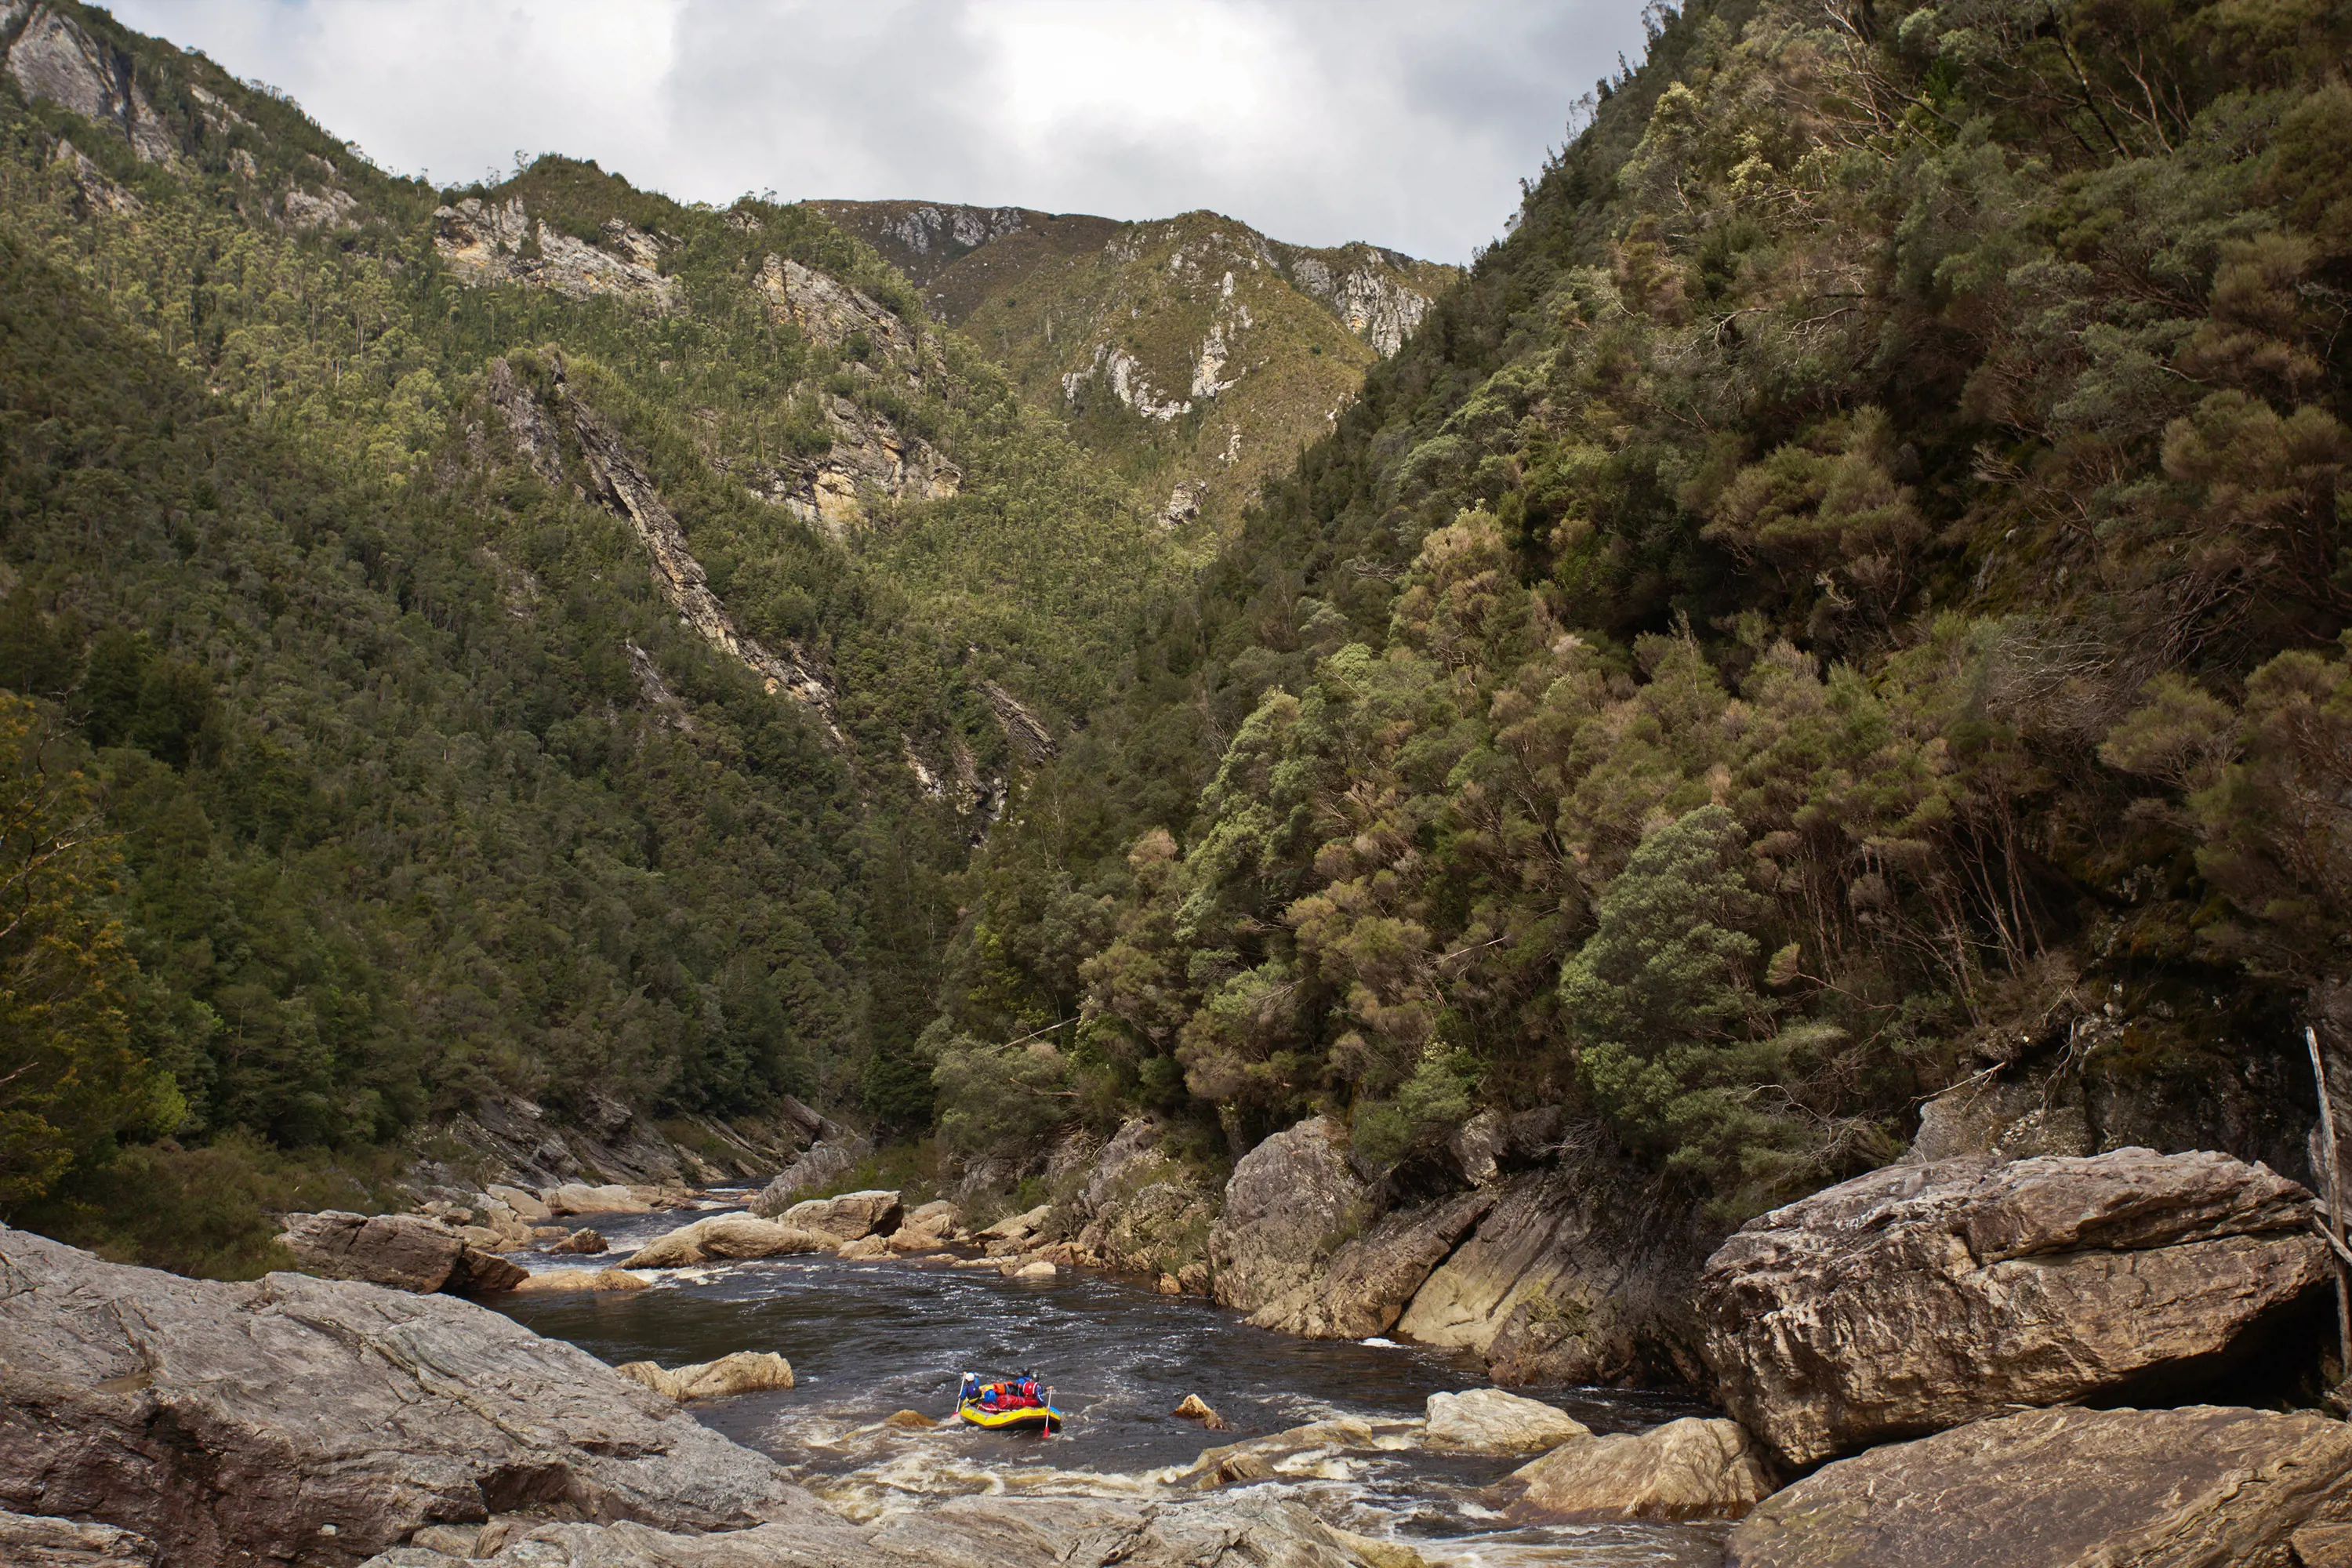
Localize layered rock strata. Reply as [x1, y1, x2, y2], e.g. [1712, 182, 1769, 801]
[0, 1225, 814, 1564]
[1696, 1148, 2328, 1465]
[1723, 1405, 2352, 1568]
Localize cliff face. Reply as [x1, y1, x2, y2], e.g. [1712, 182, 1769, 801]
[812, 199, 1457, 533]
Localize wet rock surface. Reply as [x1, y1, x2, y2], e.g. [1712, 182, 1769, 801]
[1697, 1148, 2328, 1465]
[621, 1215, 833, 1269]
[1723, 1405, 2352, 1568]
[1422, 1388, 1592, 1454]
[0, 1225, 815, 1565]
[1500, 1417, 1774, 1524]
[615, 1352, 795, 1403]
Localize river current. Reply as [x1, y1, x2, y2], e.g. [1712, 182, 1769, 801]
[492, 1193, 1727, 1566]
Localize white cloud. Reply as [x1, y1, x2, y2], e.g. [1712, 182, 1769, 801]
[105, 0, 1651, 261]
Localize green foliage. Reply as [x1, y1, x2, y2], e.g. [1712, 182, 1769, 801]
[931, 1033, 1072, 1156]
[0, 693, 181, 1202]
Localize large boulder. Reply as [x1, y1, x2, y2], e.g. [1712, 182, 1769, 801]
[1208, 1116, 1368, 1317]
[0, 1225, 819, 1564]
[1069, 1119, 1221, 1278]
[542, 1182, 651, 1217]
[1497, 1417, 1773, 1523]
[1697, 1148, 2328, 1465]
[746, 1135, 872, 1217]
[1396, 1157, 1712, 1386]
[1723, 1405, 2352, 1568]
[280, 1211, 521, 1296]
[0, 1509, 156, 1565]
[614, 1352, 794, 1403]
[1421, 1388, 1592, 1454]
[779, 1189, 902, 1243]
[622, 1215, 833, 1270]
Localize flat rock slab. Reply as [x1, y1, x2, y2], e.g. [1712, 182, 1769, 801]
[1697, 1148, 2327, 1464]
[361, 1490, 1423, 1567]
[0, 1224, 815, 1564]
[1724, 1405, 2352, 1568]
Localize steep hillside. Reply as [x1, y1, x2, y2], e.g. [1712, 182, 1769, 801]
[922, 0, 2352, 1254]
[815, 199, 1459, 531]
[0, 1, 1178, 1268]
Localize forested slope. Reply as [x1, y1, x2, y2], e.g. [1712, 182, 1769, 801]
[0, 1, 1175, 1269]
[925, 0, 2352, 1218]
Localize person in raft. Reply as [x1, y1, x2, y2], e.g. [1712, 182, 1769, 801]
[960, 1371, 1044, 1410]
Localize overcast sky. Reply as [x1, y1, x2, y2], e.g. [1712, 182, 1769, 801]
[105, 0, 1651, 263]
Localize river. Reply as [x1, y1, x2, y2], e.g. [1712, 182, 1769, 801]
[492, 1193, 1728, 1566]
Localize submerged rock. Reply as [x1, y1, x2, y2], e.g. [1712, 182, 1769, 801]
[1421, 1388, 1591, 1454]
[0, 1225, 816, 1563]
[1499, 1417, 1773, 1523]
[1697, 1148, 2328, 1465]
[1173, 1393, 1228, 1429]
[1723, 1405, 2352, 1567]
[1174, 1417, 1420, 1490]
[615, 1352, 795, 1403]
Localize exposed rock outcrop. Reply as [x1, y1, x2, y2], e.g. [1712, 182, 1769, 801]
[778, 1189, 902, 1243]
[0, 1225, 817, 1564]
[736, 393, 960, 538]
[1722, 1405, 2352, 1568]
[434, 199, 677, 309]
[621, 1215, 833, 1270]
[613, 1352, 794, 1403]
[749, 1133, 873, 1215]
[361, 1491, 1422, 1568]
[1209, 1116, 1366, 1317]
[1277, 246, 1437, 358]
[753, 254, 931, 384]
[279, 1212, 526, 1297]
[1697, 1148, 2329, 1465]
[1396, 1149, 1712, 1386]
[1421, 1388, 1591, 1454]
[0, 1509, 156, 1566]
[565, 387, 844, 741]
[5, 5, 176, 163]
[1498, 1417, 1774, 1524]
[1068, 1118, 1218, 1278]
[404, 1083, 804, 1200]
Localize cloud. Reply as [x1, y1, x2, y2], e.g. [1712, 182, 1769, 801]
[106, 0, 1651, 261]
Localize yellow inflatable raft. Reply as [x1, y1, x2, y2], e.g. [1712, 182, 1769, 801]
[957, 1397, 1062, 1432]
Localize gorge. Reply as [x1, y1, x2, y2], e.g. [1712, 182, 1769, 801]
[2, 0, 2351, 1562]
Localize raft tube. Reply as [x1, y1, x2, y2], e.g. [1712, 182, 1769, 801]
[957, 1399, 1063, 1432]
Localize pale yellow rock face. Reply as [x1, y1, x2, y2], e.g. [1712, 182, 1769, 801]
[506, 1268, 649, 1294]
[1421, 1388, 1591, 1454]
[433, 198, 677, 309]
[615, 1351, 795, 1403]
[1503, 1417, 1773, 1523]
[621, 1215, 833, 1269]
